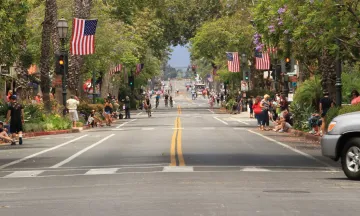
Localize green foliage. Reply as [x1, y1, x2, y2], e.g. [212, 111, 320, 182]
[23, 123, 44, 132]
[290, 102, 315, 131]
[110, 0, 223, 46]
[226, 99, 237, 111]
[293, 76, 322, 110]
[95, 98, 105, 104]
[341, 62, 360, 104]
[0, 102, 9, 120]
[326, 104, 360, 128]
[325, 107, 340, 128]
[23, 114, 72, 132]
[253, 0, 360, 65]
[77, 103, 104, 118]
[0, 0, 30, 65]
[24, 103, 45, 123]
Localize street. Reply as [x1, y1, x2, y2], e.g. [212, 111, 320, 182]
[0, 80, 358, 216]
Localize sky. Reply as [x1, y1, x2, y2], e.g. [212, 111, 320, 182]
[168, 45, 190, 69]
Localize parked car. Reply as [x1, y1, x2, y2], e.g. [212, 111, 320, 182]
[321, 111, 360, 180]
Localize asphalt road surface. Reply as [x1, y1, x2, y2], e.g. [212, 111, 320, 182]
[0, 80, 359, 216]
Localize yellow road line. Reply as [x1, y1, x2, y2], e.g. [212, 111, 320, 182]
[170, 117, 178, 166]
[177, 117, 185, 166]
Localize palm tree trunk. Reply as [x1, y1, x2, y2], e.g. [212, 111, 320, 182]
[15, 40, 32, 101]
[40, 0, 58, 112]
[319, 49, 336, 100]
[68, 0, 92, 96]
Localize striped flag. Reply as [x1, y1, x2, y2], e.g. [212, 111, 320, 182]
[70, 18, 98, 55]
[226, 52, 240, 72]
[255, 50, 270, 70]
[136, 64, 144, 76]
[109, 64, 122, 75]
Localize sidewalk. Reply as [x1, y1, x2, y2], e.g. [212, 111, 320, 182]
[219, 108, 322, 144]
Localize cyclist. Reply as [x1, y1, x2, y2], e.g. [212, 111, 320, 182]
[155, 93, 160, 109]
[164, 94, 169, 107]
[169, 96, 173, 108]
[144, 96, 152, 117]
[191, 89, 196, 100]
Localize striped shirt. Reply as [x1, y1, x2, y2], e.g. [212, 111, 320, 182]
[260, 99, 270, 111]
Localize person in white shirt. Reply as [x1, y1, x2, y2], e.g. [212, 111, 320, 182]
[66, 95, 80, 128]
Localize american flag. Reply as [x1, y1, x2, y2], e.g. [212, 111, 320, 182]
[70, 18, 98, 55]
[226, 52, 240, 72]
[268, 46, 277, 54]
[110, 64, 122, 75]
[255, 50, 270, 70]
[136, 64, 144, 76]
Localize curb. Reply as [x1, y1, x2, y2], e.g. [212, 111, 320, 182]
[291, 129, 321, 142]
[24, 129, 73, 138]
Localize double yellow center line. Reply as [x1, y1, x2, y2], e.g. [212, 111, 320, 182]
[177, 105, 182, 114]
[170, 106, 185, 166]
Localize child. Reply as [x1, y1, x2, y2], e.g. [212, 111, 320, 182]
[308, 113, 322, 136]
[0, 122, 16, 145]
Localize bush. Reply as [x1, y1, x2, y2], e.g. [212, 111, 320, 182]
[23, 123, 45, 132]
[226, 99, 237, 110]
[95, 98, 105, 104]
[78, 103, 104, 116]
[326, 103, 360, 127]
[290, 101, 315, 131]
[42, 114, 72, 131]
[24, 103, 45, 123]
[0, 102, 9, 119]
[293, 76, 322, 110]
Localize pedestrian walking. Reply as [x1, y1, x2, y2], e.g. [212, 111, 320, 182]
[125, 96, 131, 119]
[319, 91, 333, 134]
[5, 95, 24, 145]
[252, 96, 262, 128]
[260, 94, 271, 131]
[66, 95, 80, 128]
[279, 95, 289, 111]
[104, 99, 113, 126]
[248, 96, 254, 118]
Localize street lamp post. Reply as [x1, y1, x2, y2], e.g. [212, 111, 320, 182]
[335, 4, 343, 107]
[57, 18, 69, 115]
[335, 38, 342, 107]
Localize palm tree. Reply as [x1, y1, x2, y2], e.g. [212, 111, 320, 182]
[319, 49, 336, 100]
[39, 0, 58, 112]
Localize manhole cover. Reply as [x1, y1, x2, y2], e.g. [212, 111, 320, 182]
[263, 190, 310, 194]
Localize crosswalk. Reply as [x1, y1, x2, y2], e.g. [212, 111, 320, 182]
[0, 166, 340, 178]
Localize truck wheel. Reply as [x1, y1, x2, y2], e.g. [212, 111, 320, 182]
[341, 138, 360, 180]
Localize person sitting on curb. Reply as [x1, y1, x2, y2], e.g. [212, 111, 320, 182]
[273, 109, 293, 133]
[87, 110, 103, 128]
[308, 113, 322, 136]
[0, 122, 16, 145]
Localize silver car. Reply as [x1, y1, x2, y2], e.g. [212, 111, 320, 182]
[321, 111, 360, 180]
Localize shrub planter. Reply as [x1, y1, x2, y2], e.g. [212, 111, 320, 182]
[291, 129, 321, 142]
[24, 129, 73, 138]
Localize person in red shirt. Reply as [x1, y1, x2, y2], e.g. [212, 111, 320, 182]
[252, 96, 262, 129]
[6, 90, 13, 102]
